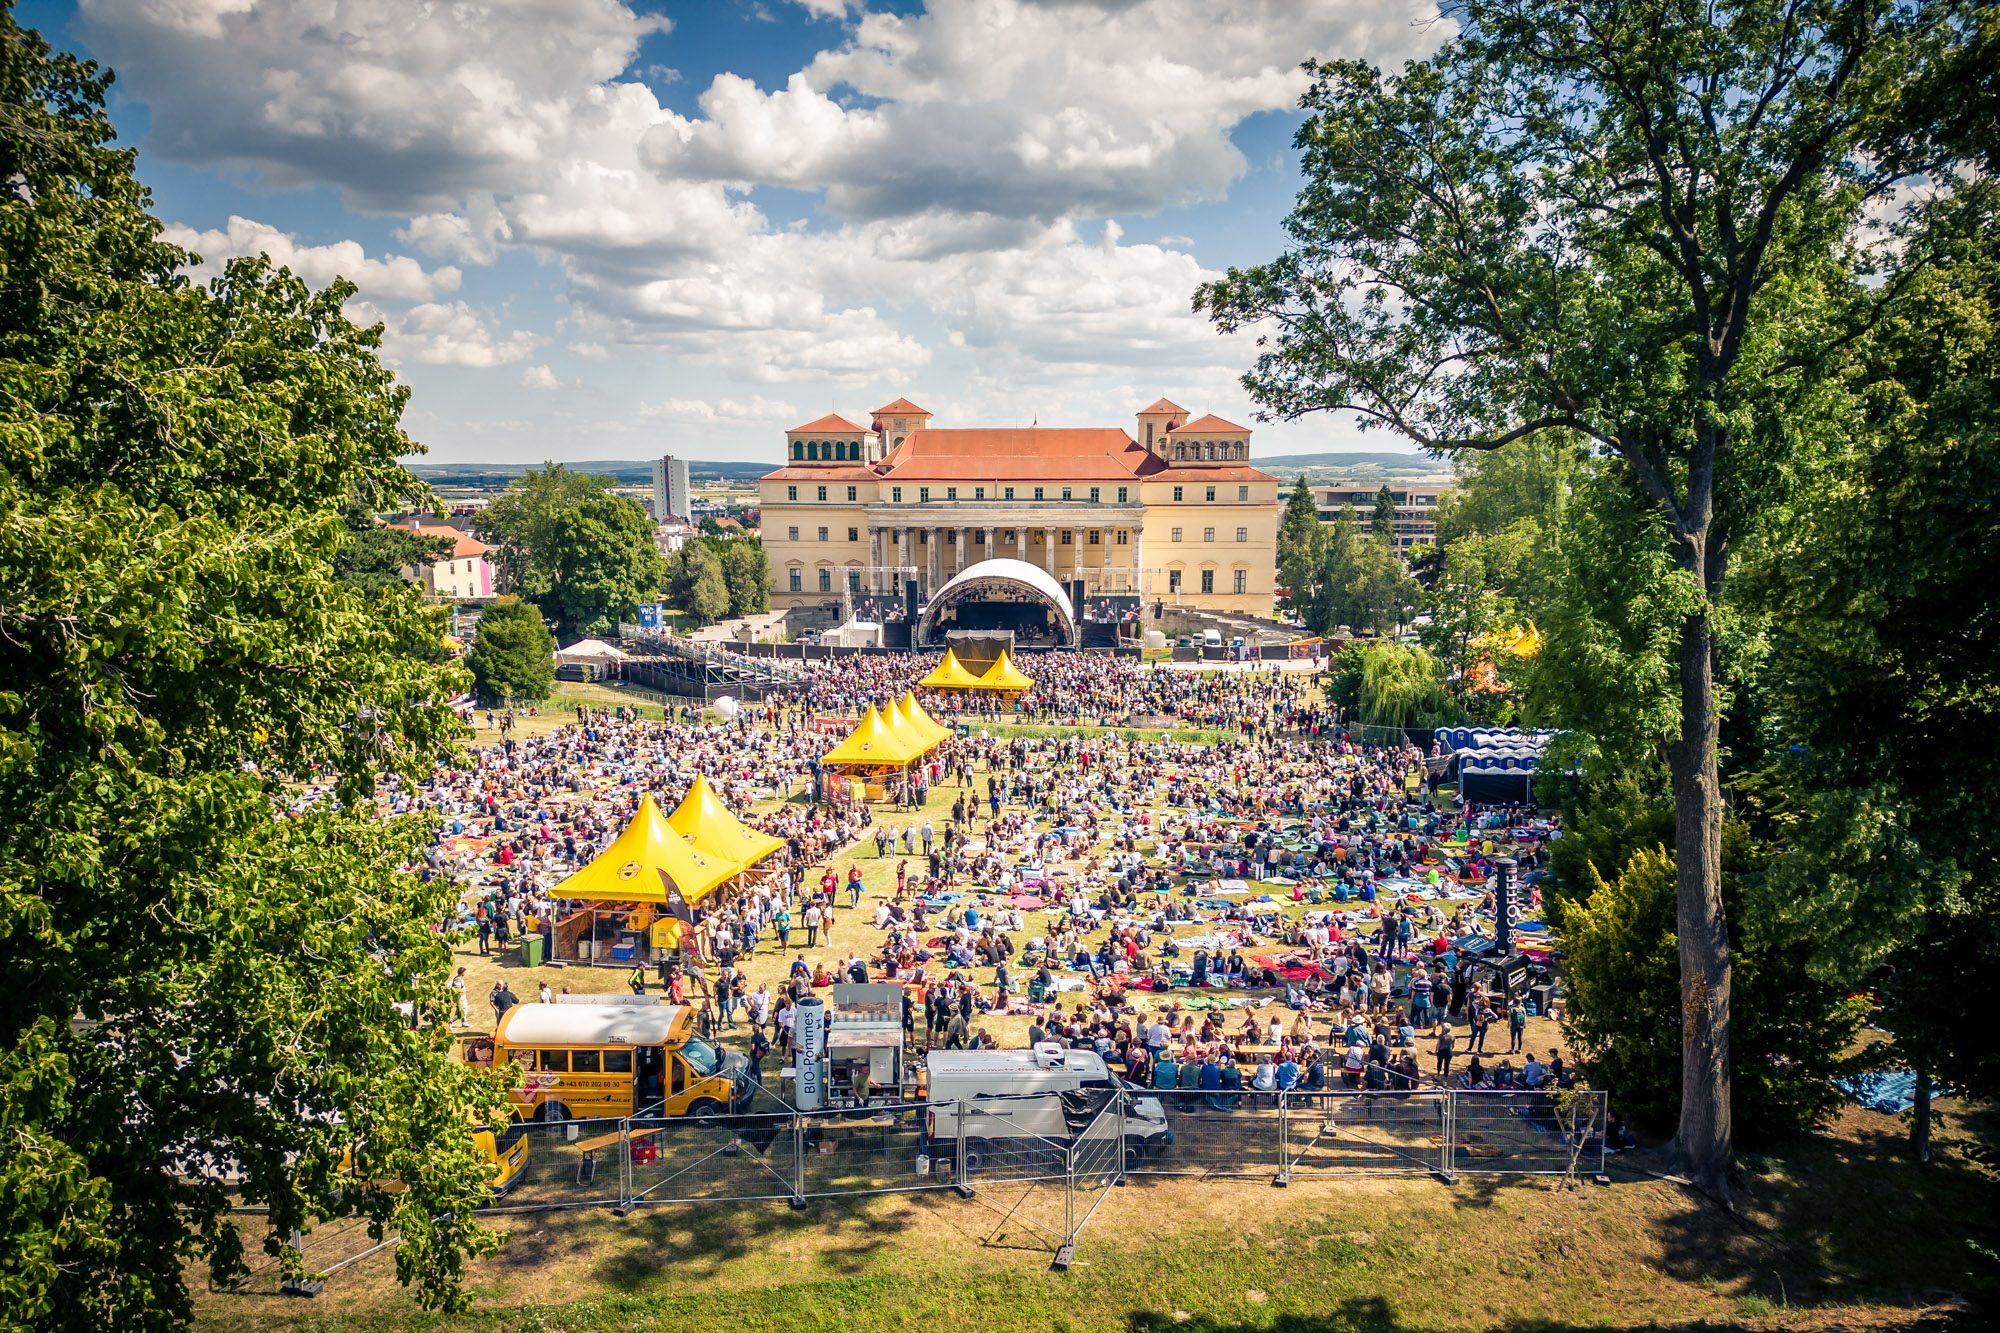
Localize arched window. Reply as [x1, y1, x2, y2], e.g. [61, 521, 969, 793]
[792, 441, 804, 460]
[1174, 443, 1186, 460]
[806, 442, 819, 460]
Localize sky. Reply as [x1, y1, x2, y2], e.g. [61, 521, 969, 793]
[24, 0, 1447, 465]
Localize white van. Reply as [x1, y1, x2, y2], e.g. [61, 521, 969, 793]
[1201, 627, 1224, 648]
[922, 1045, 1171, 1168]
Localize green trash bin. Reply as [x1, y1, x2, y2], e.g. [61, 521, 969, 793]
[522, 935, 544, 968]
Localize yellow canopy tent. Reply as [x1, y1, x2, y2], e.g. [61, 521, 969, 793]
[668, 773, 784, 868]
[972, 648, 1034, 691]
[895, 691, 951, 746]
[820, 703, 930, 767]
[554, 794, 739, 908]
[919, 647, 983, 689]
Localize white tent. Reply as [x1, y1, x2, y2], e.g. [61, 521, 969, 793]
[555, 638, 631, 666]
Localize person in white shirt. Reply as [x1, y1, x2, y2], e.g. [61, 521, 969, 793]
[448, 967, 468, 1027]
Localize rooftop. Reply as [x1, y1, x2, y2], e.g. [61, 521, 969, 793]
[789, 412, 867, 434]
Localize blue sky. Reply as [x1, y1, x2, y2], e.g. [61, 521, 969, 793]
[26, 0, 1442, 464]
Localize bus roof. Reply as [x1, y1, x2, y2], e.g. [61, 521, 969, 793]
[496, 1003, 691, 1048]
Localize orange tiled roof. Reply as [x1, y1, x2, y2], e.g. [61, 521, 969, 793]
[402, 522, 492, 559]
[879, 428, 1150, 481]
[1138, 397, 1187, 415]
[759, 465, 882, 482]
[789, 413, 867, 434]
[1167, 413, 1250, 433]
[871, 397, 929, 416]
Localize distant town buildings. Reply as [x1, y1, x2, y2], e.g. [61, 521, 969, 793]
[1315, 480, 1455, 554]
[652, 455, 691, 522]
[395, 519, 494, 599]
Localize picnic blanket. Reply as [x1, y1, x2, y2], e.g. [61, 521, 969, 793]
[1836, 1069, 1950, 1115]
[1008, 894, 1046, 910]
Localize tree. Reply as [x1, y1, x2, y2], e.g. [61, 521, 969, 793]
[682, 541, 731, 625]
[1370, 484, 1396, 545]
[1353, 642, 1456, 728]
[1195, 0, 1967, 1197]
[1756, 190, 2000, 1158]
[467, 598, 556, 703]
[721, 538, 773, 617]
[1276, 477, 1328, 610]
[476, 463, 614, 597]
[0, 15, 502, 1327]
[541, 495, 666, 640]
[1562, 843, 1867, 1143]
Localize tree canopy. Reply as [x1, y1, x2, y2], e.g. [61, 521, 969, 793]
[0, 15, 503, 1327]
[467, 598, 556, 704]
[476, 463, 616, 598]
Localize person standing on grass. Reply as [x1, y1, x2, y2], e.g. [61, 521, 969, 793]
[774, 903, 791, 950]
[804, 901, 821, 947]
[1471, 999, 1497, 1054]
[629, 964, 647, 996]
[1508, 997, 1527, 1054]
[1433, 1023, 1455, 1083]
[490, 980, 518, 1028]
[448, 967, 469, 1027]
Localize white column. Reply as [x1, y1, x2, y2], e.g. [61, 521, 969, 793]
[1132, 529, 1145, 597]
[984, 527, 994, 566]
[955, 527, 966, 576]
[868, 527, 881, 593]
[1044, 526, 1056, 576]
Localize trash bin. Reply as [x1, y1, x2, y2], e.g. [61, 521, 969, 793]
[522, 935, 544, 968]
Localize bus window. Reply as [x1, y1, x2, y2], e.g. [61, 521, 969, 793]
[671, 1055, 685, 1096]
[506, 1049, 536, 1071]
[538, 1051, 570, 1073]
[572, 1050, 601, 1074]
[604, 1050, 633, 1074]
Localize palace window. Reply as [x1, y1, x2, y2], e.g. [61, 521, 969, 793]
[848, 569, 861, 592]
[1171, 527, 1183, 542]
[920, 487, 931, 503]
[974, 486, 985, 499]
[973, 530, 985, 544]
[1239, 485, 1250, 501]
[1203, 527, 1215, 543]
[1236, 527, 1248, 542]
[947, 486, 958, 500]
[1234, 569, 1248, 594]
[1005, 486, 1015, 500]
[1168, 569, 1182, 592]
[787, 526, 799, 542]
[818, 567, 832, 592]
[1173, 486, 1183, 502]
[1205, 485, 1216, 502]
[1061, 531, 1073, 545]
[1117, 486, 1128, 503]
[1201, 569, 1215, 594]
[818, 526, 829, 542]
[788, 568, 802, 592]
[787, 486, 797, 501]
[1114, 529, 1129, 545]
[848, 527, 859, 542]
[892, 486, 902, 502]
[1089, 486, 1100, 503]
[1034, 486, 1045, 500]
[1062, 487, 1072, 501]
[792, 442, 804, 460]
[848, 486, 858, 501]
[806, 442, 818, 460]
[817, 485, 828, 501]
[1088, 530, 1100, 545]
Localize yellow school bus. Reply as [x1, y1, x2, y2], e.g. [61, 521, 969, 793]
[466, 1003, 751, 1123]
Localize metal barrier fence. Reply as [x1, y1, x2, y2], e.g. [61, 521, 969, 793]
[228, 1086, 1609, 1296]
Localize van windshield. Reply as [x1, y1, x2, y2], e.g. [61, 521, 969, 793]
[680, 1038, 721, 1077]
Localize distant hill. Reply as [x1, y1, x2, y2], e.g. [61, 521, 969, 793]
[406, 458, 772, 488]
[1257, 451, 1455, 480]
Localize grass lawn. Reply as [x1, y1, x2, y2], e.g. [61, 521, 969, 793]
[194, 1100, 1995, 1332]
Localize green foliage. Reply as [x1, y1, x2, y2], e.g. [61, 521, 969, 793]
[476, 463, 615, 597]
[332, 507, 454, 595]
[1370, 484, 1395, 544]
[467, 598, 556, 704]
[683, 542, 730, 625]
[1541, 765, 1675, 927]
[1276, 476, 1327, 609]
[1312, 513, 1416, 636]
[721, 538, 773, 617]
[1349, 642, 1458, 729]
[0, 15, 501, 1328]
[542, 495, 665, 640]
[1561, 843, 1866, 1143]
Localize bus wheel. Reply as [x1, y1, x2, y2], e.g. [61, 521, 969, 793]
[685, 1098, 724, 1122]
[538, 1101, 571, 1125]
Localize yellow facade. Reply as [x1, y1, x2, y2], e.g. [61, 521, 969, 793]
[758, 398, 1281, 617]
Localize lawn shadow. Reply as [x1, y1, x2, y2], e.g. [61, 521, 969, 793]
[590, 1192, 917, 1293]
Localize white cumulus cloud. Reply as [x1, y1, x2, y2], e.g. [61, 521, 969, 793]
[162, 216, 461, 301]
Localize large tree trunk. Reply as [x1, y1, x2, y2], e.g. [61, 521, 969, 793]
[1671, 595, 1733, 1203]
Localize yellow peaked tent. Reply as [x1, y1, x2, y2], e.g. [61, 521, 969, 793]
[555, 794, 738, 908]
[919, 646, 983, 689]
[895, 691, 950, 746]
[667, 773, 783, 869]
[972, 648, 1034, 691]
[820, 703, 930, 767]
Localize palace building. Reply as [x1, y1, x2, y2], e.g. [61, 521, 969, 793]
[758, 397, 1281, 627]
